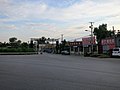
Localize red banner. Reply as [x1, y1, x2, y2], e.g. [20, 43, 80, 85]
[101, 38, 115, 45]
[82, 37, 96, 46]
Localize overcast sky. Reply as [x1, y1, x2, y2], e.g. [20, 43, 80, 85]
[0, 0, 120, 42]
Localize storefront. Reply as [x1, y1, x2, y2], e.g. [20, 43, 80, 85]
[101, 38, 115, 53]
[82, 37, 96, 54]
[69, 41, 83, 55]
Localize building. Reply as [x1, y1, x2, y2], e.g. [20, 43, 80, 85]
[68, 41, 83, 55]
[101, 32, 120, 53]
[82, 37, 97, 55]
[101, 38, 115, 53]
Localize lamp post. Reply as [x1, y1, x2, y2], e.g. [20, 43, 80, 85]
[85, 22, 94, 54]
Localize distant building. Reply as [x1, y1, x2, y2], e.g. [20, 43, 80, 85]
[101, 32, 120, 53]
[101, 38, 115, 53]
[82, 37, 97, 54]
[68, 41, 83, 55]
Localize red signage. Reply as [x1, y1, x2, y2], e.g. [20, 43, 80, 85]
[101, 38, 115, 45]
[101, 38, 115, 50]
[82, 37, 96, 46]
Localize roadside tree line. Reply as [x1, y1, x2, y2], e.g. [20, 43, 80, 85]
[0, 37, 34, 52]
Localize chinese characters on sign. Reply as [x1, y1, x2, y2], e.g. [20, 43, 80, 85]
[101, 38, 115, 49]
[82, 37, 96, 46]
[101, 39, 115, 45]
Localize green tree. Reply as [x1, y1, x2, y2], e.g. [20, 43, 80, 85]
[116, 31, 120, 37]
[9, 37, 22, 48]
[21, 42, 28, 48]
[93, 24, 114, 53]
[60, 39, 67, 52]
[9, 37, 17, 43]
[94, 24, 114, 42]
[29, 40, 34, 48]
[56, 40, 59, 54]
[16, 40, 22, 47]
[0, 42, 6, 47]
[38, 37, 46, 44]
[17, 40, 21, 44]
[9, 37, 17, 48]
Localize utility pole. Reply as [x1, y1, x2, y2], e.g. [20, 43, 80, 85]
[89, 22, 94, 54]
[112, 26, 117, 48]
[61, 34, 63, 42]
[112, 26, 115, 36]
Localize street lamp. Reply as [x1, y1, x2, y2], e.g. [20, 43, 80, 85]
[85, 29, 94, 54]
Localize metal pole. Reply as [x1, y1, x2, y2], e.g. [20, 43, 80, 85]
[61, 34, 63, 42]
[89, 22, 94, 54]
[112, 26, 117, 47]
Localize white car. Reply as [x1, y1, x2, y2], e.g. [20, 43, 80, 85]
[61, 50, 70, 55]
[112, 48, 120, 57]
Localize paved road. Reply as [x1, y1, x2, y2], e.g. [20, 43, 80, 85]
[0, 54, 120, 90]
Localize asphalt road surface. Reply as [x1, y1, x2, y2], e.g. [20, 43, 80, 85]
[0, 54, 120, 90]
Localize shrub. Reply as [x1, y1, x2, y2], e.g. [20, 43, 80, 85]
[0, 48, 35, 52]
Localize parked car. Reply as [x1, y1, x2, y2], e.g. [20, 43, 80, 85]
[112, 48, 120, 57]
[61, 50, 70, 55]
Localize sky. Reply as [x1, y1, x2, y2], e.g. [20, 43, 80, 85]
[0, 0, 120, 42]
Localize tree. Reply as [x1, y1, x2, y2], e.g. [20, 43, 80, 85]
[9, 37, 17, 43]
[56, 40, 59, 54]
[94, 24, 114, 42]
[29, 40, 34, 48]
[60, 39, 67, 51]
[0, 42, 10, 47]
[38, 37, 46, 44]
[9, 37, 22, 48]
[93, 24, 114, 53]
[17, 40, 21, 44]
[16, 40, 22, 47]
[9, 37, 17, 48]
[21, 42, 28, 48]
[116, 31, 120, 37]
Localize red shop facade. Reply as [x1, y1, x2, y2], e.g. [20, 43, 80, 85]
[101, 38, 115, 53]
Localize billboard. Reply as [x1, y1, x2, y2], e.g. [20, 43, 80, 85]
[82, 37, 96, 46]
[101, 38, 115, 45]
[101, 38, 115, 50]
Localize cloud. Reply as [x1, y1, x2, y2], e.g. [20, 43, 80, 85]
[1, 0, 120, 41]
[1, 0, 120, 22]
[0, 24, 17, 30]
